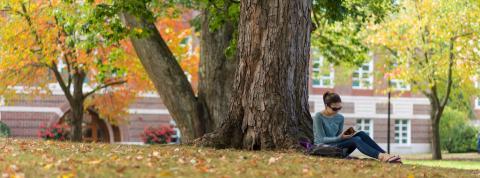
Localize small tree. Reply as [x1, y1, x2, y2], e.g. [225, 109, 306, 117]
[0, 1, 150, 141]
[367, 0, 480, 159]
[440, 107, 478, 153]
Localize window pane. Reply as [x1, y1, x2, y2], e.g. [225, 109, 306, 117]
[365, 120, 370, 124]
[363, 81, 371, 87]
[353, 72, 360, 78]
[313, 79, 320, 85]
[313, 63, 320, 69]
[361, 73, 370, 79]
[402, 139, 407, 144]
[402, 120, 408, 125]
[362, 65, 370, 71]
[352, 80, 360, 87]
[323, 79, 331, 86]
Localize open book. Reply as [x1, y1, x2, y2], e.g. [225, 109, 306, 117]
[342, 127, 360, 136]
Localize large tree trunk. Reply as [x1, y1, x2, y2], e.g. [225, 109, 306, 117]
[70, 72, 86, 142]
[120, 13, 208, 143]
[197, 8, 238, 132]
[197, 0, 314, 150]
[70, 99, 84, 142]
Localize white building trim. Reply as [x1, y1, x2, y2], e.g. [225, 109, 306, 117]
[0, 106, 170, 116]
[127, 109, 170, 115]
[351, 143, 431, 155]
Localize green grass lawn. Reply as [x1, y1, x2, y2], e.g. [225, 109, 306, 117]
[0, 138, 479, 178]
[402, 152, 480, 171]
[404, 160, 480, 170]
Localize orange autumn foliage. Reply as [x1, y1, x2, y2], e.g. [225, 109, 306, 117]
[155, 9, 200, 92]
[0, 0, 153, 124]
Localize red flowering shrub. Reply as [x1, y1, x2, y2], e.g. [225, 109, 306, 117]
[141, 125, 176, 144]
[38, 123, 69, 141]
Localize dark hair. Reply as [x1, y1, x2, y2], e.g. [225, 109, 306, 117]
[323, 91, 341, 106]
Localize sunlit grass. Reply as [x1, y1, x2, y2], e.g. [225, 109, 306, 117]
[0, 138, 478, 177]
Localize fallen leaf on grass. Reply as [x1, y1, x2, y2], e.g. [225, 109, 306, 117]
[116, 166, 127, 173]
[88, 160, 102, 165]
[60, 172, 76, 178]
[158, 171, 173, 177]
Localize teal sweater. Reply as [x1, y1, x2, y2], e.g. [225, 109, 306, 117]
[313, 112, 344, 145]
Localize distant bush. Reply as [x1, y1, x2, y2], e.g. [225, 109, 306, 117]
[0, 121, 11, 137]
[141, 125, 176, 144]
[440, 107, 478, 153]
[38, 123, 70, 141]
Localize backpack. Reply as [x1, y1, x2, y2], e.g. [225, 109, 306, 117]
[299, 139, 347, 158]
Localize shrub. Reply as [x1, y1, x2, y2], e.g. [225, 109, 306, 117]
[141, 125, 176, 144]
[440, 107, 478, 153]
[0, 121, 10, 137]
[38, 123, 70, 141]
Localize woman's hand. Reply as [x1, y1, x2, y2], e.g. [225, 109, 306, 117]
[341, 133, 353, 140]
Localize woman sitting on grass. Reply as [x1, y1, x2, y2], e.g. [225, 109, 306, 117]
[313, 91, 402, 163]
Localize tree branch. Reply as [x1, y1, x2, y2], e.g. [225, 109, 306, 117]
[50, 61, 73, 101]
[440, 37, 456, 109]
[83, 80, 127, 98]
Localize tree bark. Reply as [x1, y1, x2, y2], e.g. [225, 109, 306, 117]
[197, 0, 314, 150]
[120, 13, 207, 143]
[70, 99, 84, 142]
[69, 71, 86, 142]
[428, 95, 443, 160]
[431, 114, 442, 160]
[197, 8, 238, 132]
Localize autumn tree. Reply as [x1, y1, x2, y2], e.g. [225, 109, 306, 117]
[0, 1, 150, 141]
[86, 0, 395, 148]
[367, 0, 480, 159]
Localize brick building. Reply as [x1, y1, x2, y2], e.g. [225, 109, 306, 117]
[1, 52, 434, 154]
[0, 86, 175, 143]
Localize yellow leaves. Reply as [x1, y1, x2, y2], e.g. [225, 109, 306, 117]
[59, 172, 76, 178]
[407, 173, 415, 178]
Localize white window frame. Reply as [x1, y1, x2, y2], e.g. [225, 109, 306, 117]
[311, 56, 334, 88]
[394, 119, 411, 145]
[355, 119, 374, 139]
[352, 60, 374, 89]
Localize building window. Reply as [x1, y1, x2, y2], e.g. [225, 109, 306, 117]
[352, 60, 374, 89]
[356, 119, 373, 138]
[312, 55, 334, 88]
[390, 79, 411, 91]
[394, 119, 410, 144]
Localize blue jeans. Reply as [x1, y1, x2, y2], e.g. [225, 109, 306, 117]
[330, 131, 386, 159]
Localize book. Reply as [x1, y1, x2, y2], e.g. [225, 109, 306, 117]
[343, 127, 359, 136]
